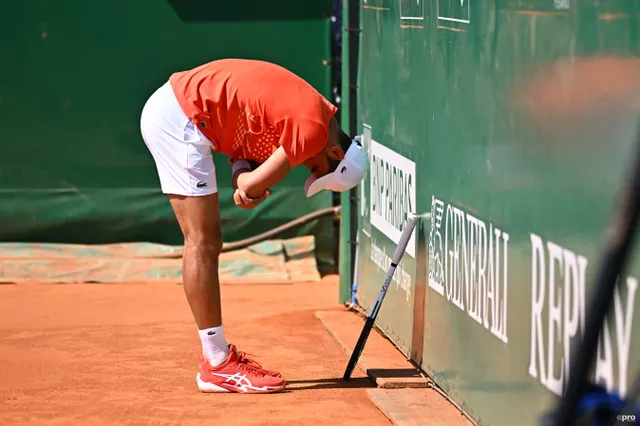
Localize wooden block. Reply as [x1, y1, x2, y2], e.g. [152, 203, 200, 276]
[315, 309, 428, 388]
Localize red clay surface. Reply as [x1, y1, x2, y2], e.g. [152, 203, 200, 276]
[0, 276, 390, 425]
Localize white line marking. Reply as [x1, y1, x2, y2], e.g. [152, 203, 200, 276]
[362, 229, 371, 237]
[400, 16, 424, 20]
[435, 0, 471, 25]
[437, 16, 470, 23]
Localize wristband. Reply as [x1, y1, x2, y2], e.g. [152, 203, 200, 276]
[232, 159, 251, 174]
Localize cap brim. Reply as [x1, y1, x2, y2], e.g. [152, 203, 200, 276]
[304, 173, 334, 198]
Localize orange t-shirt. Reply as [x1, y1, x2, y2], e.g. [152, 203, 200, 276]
[169, 59, 338, 167]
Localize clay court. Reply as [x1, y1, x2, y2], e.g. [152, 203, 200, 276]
[0, 276, 392, 425]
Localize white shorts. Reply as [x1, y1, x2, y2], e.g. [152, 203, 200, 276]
[140, 81, 218, 196]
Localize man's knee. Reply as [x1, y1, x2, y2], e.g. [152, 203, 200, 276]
[168, 193, 223, 255]
[184, 230, 223, 255]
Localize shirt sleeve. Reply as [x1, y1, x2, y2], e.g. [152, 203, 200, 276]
[277, 118, 329, 167]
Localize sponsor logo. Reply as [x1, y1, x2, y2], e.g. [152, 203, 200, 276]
[370, 140, 417, 258]
[528, 233, 638, 398]
[428, 195, 509, 343]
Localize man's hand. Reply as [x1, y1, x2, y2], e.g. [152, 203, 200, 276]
[233, 188, 271, 209]
[231, 160, 271, 209]
[236, 147, 291, 199]
[230, 149, 289, 208]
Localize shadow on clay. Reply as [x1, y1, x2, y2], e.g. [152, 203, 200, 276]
[283, 376, 376, 391]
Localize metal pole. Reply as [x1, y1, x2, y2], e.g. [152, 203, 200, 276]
[347, 0, 360, 290]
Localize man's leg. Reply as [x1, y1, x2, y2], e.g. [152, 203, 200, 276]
[140, 80, 285, 393]
[168, 193, 230, 366]
[167, 192, 286, 393]
[168, 193, 286, 393]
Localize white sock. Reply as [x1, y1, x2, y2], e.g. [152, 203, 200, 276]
[198, 325, 230, 367]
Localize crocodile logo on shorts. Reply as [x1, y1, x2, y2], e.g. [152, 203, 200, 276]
[197, 181, 208, 189]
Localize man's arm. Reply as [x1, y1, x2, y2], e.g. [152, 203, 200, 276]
[231, 164, 250, 191]
[235, 147, 291, 199]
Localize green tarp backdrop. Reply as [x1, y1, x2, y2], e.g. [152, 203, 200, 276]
[0, 0, 337, 270]
[352, 0, 640, 425]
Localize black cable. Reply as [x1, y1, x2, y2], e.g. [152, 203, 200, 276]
[221, 206, 341, 253]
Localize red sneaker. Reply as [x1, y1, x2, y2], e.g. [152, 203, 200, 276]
[197, 345, 286, 393]
[237, 349, 282, 378]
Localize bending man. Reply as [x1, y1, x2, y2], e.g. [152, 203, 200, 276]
[140, 58, 367, 394]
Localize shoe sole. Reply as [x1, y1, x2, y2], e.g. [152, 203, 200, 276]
[196, 373, 286, 394]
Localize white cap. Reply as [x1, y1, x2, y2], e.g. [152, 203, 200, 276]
[304, 138, 368, 198]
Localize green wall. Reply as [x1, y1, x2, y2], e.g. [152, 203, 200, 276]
[0, 0, 337, 269]
[354, 1, 640, 425]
